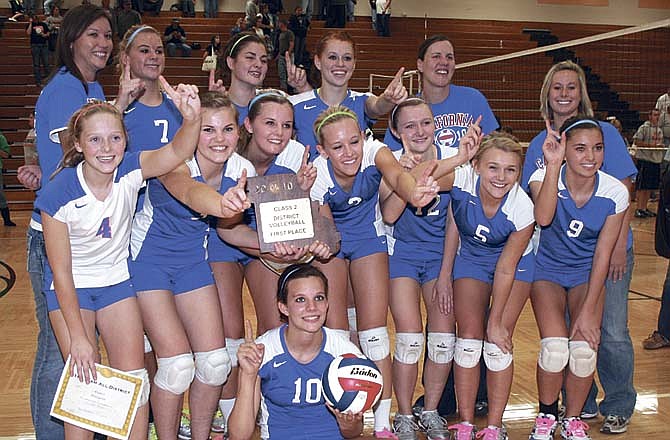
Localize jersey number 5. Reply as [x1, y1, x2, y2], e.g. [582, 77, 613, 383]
[292, 377, 322, 404]
[475, 224, 490, 243]
[566, 220, 584, 238]
[96, 217, 112, 239]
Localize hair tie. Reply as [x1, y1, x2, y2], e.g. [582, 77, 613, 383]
[562, 119, 599, 134]
[229, 34, 252, 57]
[126, 25, 153, 47]
[315, 110, 358, 136]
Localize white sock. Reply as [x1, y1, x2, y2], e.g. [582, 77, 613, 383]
[374, 398, 392, 432]
[219, 398, 236, 419]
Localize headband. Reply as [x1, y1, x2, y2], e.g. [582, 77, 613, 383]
[248, 90, 287, 111]
[72, 101, 112, 131]
[126, 25, 153, 47]
[315, 111, 358, 137]
[278, 264, 307, 296]
[562, 119, 599, 134]
[390, 97, 426, 127]
[229, 34, 253, 57]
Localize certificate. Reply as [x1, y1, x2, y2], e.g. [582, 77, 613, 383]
[50, 358, 144, 440]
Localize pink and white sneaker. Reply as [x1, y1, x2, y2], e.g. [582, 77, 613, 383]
[529, 413, 558, 440]
[561, 417, 591, 440]
[448, 421, 476, 440]
[476, 425, 508, 440]
[375, 427, 399, 439]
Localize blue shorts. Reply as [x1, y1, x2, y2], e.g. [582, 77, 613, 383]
[130, 260, 214, 294]
[46, 279, 136, 312]
[533, 264, 589, 290]
[389, 243, 442, 284]
[337, 235, 387, 261]
[453, 252, 535, 284]
[208, 233, 254, 266]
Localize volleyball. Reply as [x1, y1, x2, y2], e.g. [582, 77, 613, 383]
[321, 353, 383, 413]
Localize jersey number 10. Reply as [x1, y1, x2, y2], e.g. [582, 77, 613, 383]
[292, 377, 322, 404]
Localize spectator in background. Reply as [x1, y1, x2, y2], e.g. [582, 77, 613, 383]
[181, 0, 195, 17]
[0, 130, 16, 227]
[23, 0, 34, 15]
[657, 87, 670, 148]
[325, 0, 346, 28]
[276, 19, 294, 92]
[116, 0, 142, 40]
[375, 0, 391, 36]
[45, 5, 63, 66]
[141, 0, 164, 16]
[633, 109, 665, 218]
[347, 0, 355, 21]
[230, 16, 247, 35]
[204, 0, 217, 17]
[288, 5, 309, 66]
[204, 34, 223, 77]
[8, 0, 25, 21]
[164, 17, 191, 57]
[43, 0, 63, 16]
[26, 12, 50, 87]
[265, 0, 283, 29]
[245, 0, 259, 28]
[301, 0, 313, 20]
[369, 0, 376, 29]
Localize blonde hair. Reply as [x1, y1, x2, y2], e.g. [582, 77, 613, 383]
[539, 60, 593, 122]
[472, 132, 524, 178]
[313, 106, 359, 145]
[117, 25, 162, 77]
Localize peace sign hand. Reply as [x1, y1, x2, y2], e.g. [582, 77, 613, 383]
[381, 67, 408, 105]
[115, 60, 146, 111]
[237, 320, 264, 378]
[542, 119, 565, 167]
[410, 161, 439, 208]
[220, 169, 251, 218]
[159, 75, 201, 121]
[457, 115, 483, 165]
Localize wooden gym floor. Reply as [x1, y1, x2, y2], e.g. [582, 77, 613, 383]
[1, 206, 669, 439]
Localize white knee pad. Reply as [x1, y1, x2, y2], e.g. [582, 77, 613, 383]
[347, 307, 358, 333]
[537, 337, 569, 373]
[154, 353, 195, 395]
[127, 368, 150, 406]
[394, 332, 424, 364]
[568, 340, 597, 378]
[427, 332, 455, 364]
[331, 328, 351, 341]
[454, 338, 483, 369]
[483, 341, 513, 372]
[195, 348, 232, 386]
[143, 334, 153, 354]
[358, 327, 390, 361]
[225, 338, 245, 368]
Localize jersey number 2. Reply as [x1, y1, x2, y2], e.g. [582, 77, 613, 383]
[292, 377, 322, 404]
[96, 217, 112, 239]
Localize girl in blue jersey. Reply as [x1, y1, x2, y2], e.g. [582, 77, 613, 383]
[379, 98, 481, 439]
[310, 105, 442, 438]
[442, 133, 534, 440]
[129, 92, 251, 440]
[37, 80, 203, 440]
[289, 31, 408, 160]
[228, 263, 365, 440]
[527, 118, 628, 440]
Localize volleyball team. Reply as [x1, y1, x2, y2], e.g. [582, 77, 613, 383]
[22, 4, 637, 440]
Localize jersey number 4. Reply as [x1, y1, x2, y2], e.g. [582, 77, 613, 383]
[292, 377, 322, 404]
[96, 217, 112, 239]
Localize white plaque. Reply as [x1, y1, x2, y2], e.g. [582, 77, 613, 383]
[258, 197, 314, 244]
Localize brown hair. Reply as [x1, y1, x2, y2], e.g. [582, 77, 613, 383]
[310, 31, 357, 87]
[238, 90, 293, 158]
[389, 97, 431, 132]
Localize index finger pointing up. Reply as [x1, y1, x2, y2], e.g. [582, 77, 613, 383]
[393, 67, 405, 84]
[158, 75, 176, 98]
[244, 319, 255, 342]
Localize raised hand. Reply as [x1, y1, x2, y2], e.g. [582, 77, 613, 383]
[457, 115, 483, 164]
[159, 75, 200, 121]
[208, 69, 226, 94]
[297, 146, 317, 191]
[542, 119, 565, 167]
[398, 134, 422, 170]
[115, 59, 145, 111]
[286, 52, 309, 92]
[237, 319, 264, 377]
[410, 161, 439, 208]
[381, 67, 408, 105]
[220, 169, 251, 217]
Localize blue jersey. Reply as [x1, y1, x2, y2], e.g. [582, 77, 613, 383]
[452, 164, 534, 265]
[207, 153, 258, 262]
[124, 92, 182, 153]
[235, 102, 249, 126]
[131, 156, 210, 264]
[290, 89, 372, 160]
[521, 121, 637, 192]
[32, 67, 106, 228]
[36, 153, 144, 290]
[310, 138, 386, 243]
[388, 145, 454, 255]
[530, 166, 628, 274]
[256, 325, 362, 440]
[383, 85, 498, 152]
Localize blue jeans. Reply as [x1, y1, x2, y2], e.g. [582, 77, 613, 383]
[204, 0, 217, 17]
[657, 260, 670, 337]
[166, 42, 191, 57]
[27, 227, 65, 438]
[584, 248, 637, 418]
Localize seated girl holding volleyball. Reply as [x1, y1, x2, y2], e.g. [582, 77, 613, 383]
[228, 264, 372, 440]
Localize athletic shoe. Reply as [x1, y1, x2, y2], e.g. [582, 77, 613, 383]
[599, 415, 630, 434]
[419, 410, 451, 440]
[561, 417, 591, 440]
[211, 409, 226, 433]
[580, 410, 598, 420]
[375, 427, 399, 439]
[393, 414, 419, 440]
[645, 209, 657, 217]
[412, 401, 424, 419]
[643, 331, 670, 349]
[634, 209, 649, 218]
[178, 412, 191, 440]
[449, 422, 476, 440]
[529, 413, 557, 440]
[476, 425, 508, 440]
